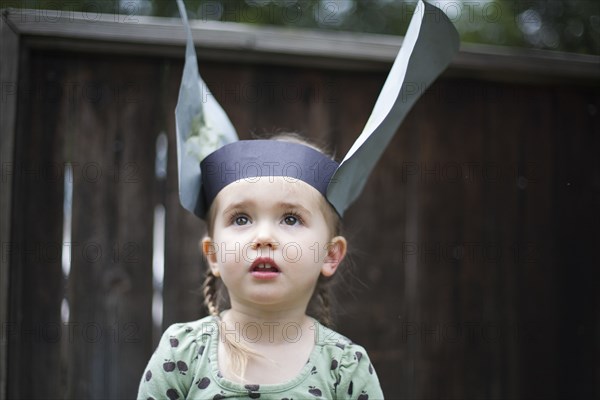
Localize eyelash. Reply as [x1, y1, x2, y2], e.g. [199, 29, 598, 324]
[228, 211, 249, 226]
[282, 210, 303, 225]
[226, 210, 304, 226]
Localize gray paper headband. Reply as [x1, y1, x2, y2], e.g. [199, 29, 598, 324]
[175, 0, 459, 219]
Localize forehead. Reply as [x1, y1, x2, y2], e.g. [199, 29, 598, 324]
[213, 176, 323, 212]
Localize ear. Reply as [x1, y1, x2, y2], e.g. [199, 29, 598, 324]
[201, 237, 220, 277]
[321, 236, 347, 277]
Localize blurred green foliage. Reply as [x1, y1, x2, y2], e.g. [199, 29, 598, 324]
[4, 0, 599, 54]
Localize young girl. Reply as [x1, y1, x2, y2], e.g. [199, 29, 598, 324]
[138, 0, 457, 397]
[137, 135, 384, 399]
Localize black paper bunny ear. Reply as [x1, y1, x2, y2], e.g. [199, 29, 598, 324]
[175, 0, 459, 219]
[175, 0, 238, 216]
[327, 1, 459, 215]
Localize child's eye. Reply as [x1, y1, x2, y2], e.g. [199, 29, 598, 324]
[283, 213, 302, 226]
[233, 215, 250, 225]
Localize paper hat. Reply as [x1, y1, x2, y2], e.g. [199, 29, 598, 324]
[175, 0, 459, 219]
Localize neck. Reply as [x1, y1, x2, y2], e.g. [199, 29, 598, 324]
[221, 305, 315, 345]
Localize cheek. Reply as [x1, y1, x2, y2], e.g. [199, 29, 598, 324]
[213, 231, 241, 252]
[279, 242, 305, 264]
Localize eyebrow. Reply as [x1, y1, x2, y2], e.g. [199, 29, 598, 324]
[276, 202, 313, 217]
[221, 200, 312, 217]
[221, 200, 255, 216]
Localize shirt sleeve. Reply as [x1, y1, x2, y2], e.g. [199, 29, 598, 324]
[137, 323, 199, 400]
[336, 344, 385, 400]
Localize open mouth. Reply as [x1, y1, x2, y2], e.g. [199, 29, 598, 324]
[250, 258, 280, 279]
[252, 263, 280, 272]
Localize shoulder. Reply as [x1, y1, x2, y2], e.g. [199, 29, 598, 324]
[156, 316, 217, 355]
[156, 315, 220, 366]
[314, 322, 363, 361]
[137, 316, 218, 399]
[316, 324, 371, 367]
[163, 315, 219, 341]
[314, 323, 384, 400]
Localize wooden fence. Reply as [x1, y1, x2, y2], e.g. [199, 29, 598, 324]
[1, 8, 599, 400]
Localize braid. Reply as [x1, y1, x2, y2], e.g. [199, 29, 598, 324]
[203, 271, 219, 316]
[202, 269, 261, 381]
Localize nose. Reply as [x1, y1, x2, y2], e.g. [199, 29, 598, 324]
[251, 221, 279, 250]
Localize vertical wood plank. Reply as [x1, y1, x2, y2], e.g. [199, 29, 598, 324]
[413, 79, 466, 400]
[0, 11, 19, 400]
[593, 92, 600, 400]
[112, 58, 160, 398]
[482, 81, 521, 400]
[458, 80, 496, 400]
[435, 79, 487, 400]
[65, 55, 156, 399]
[554, 86, 599, 400]
[517, 84, 558, 399]
[8, 51, 65, 399]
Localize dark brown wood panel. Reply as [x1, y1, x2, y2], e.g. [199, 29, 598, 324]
[482, 81, 522, 400]
[5, 47, 598, 400]
[8, 51, 65, 400]
[62, 53, 157, 399]
[554, 86, 599, 400]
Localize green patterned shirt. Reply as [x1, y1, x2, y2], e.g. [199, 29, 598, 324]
[138, 316, 384, 399]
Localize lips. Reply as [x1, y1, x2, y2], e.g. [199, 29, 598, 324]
[249, 257, 280, 280]
[249, 257, 280, 272]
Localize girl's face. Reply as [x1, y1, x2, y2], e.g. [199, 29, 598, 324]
[202, 176, 346, 313]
